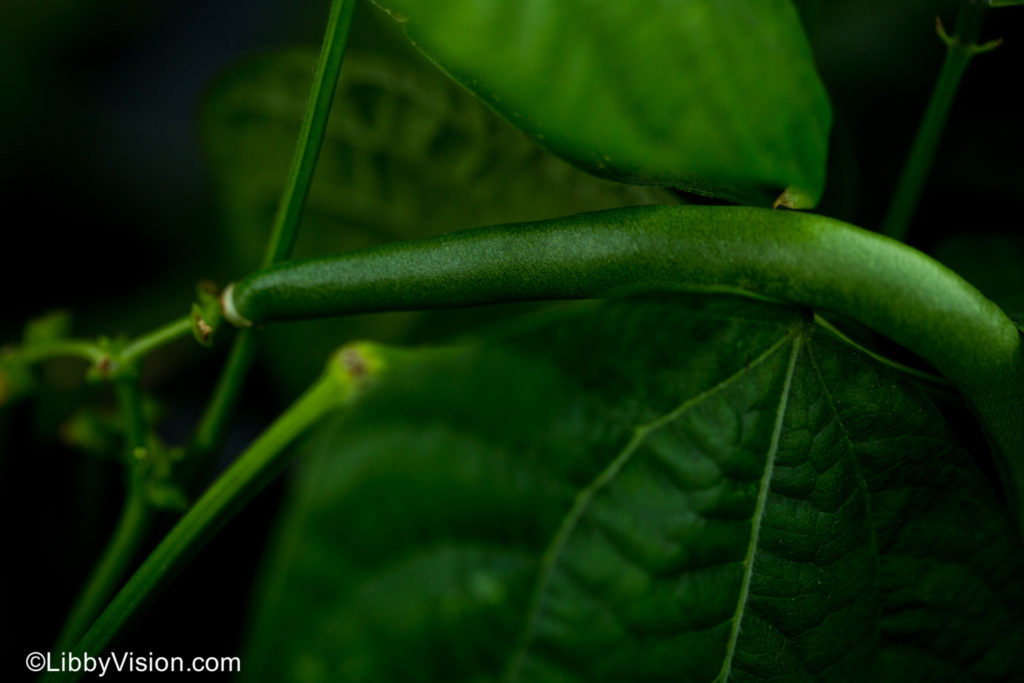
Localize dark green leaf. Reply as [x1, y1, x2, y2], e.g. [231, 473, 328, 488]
[202, 50, 676, 391]
[22, 310, 72, 347]
[370, 0, 832, 207]
[242, 294, 1024, 681]
[203, 49, 676, 269]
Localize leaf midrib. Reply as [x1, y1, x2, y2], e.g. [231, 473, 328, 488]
[715, 336, 802, 683]
[503, 330, 799, 681]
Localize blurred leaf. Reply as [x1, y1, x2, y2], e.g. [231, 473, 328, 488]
[0, 357, 33, 407]
[22, 310, 72, 347]
[202, 50, 676, 392]
[243, 294, 1024, 681]
[203, 50, 676, 267]
[59, 395, 165, 459]
[60, 405, 122, 456]
[370, 0, 832, 207]
[0, 312, 77, 407]
[138, 443, 188, 512]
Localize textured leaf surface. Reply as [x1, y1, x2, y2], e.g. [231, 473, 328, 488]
[370, 0, 832, 206]
[203, 49, 674, 269]
[242, 295, 1024, 681]
[203, 50, 674, 390]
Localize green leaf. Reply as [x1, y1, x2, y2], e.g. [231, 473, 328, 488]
[203, 50, 676, 390]
[203, 49, 676, 269]
[23, 310, 72, 347]
[242, 294, 1024, 681]
[370, 0, 832, 207]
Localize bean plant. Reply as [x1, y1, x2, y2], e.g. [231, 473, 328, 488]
[4, 0, 1024, 680]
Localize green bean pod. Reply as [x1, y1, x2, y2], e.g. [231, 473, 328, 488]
[225, 205, 1024, 527]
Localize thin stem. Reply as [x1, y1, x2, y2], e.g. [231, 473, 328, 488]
[190, 330, 258, 456]
[9, 340, 106, 366]
[15, 319, 190, 645]
[114, 378, 148, 455]
[881, 0, 992, 241]
[52, 486, 150, 653]
[46, 345, 379, 683]
[5, 315, 192, 377]
[812, 313, 950, 386]
[191, 0, 358, 457]
[53, 376, 152, 652]
[261, 0, 358, 268]
[120, 316, 192, 365]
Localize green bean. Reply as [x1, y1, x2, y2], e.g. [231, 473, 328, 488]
[225, 205, 1024, 528]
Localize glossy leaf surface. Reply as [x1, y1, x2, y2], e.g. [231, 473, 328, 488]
[242, 295, 1024, 681]
[370, 0, 832, 206]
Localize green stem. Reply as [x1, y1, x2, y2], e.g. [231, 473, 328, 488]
[191, 0, 358, 457]
[16, 320, 191, 646]
[114, 377, 148, 456]
[52, 486, 150, 653]
[261, 0, 358, 268]
[9, 340, 105, 366]
[46, 344, 385, 683]
[881, 0, 992, 241]
[53, 376, 152, 652]
[5, 315, 192, 379]
[190, 330, 258, 456]
[120, 317, 192, 365]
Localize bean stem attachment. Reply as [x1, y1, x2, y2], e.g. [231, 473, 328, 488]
[191, 0, 358, 458]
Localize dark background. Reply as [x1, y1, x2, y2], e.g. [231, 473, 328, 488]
[2, 0, 1022, 678]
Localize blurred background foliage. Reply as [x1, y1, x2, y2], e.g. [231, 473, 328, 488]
[202, 47, 676, 393]
[2, 0, 1022, 672]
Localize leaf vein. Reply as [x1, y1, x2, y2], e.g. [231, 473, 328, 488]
[805, 342, 882, 668]
[715, 336, 801, 683]
[503, 330, 797, 681]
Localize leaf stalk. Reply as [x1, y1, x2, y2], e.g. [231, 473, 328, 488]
[881, 0, 996, 241]
[190, 0, 358, 458]
[45, 342, 387, 683]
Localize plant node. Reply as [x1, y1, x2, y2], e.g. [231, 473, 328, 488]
[220, 284, 253, 329]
